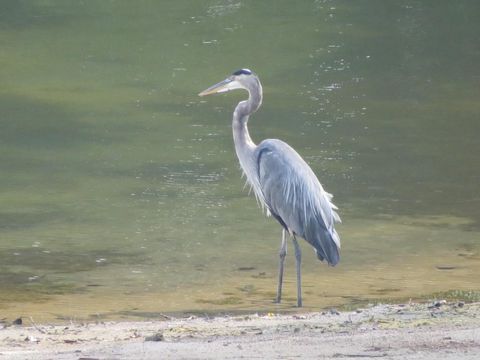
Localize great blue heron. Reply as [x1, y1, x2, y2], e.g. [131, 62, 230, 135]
[199, 69, 341, 307]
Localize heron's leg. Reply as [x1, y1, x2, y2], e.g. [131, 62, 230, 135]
[292, 236, 302, 307]
[275, 229, 287, 304]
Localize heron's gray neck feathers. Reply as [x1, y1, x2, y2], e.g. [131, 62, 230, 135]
[232, 88, 266, 209]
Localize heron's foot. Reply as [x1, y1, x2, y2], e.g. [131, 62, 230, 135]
[296, 299, 303, 308]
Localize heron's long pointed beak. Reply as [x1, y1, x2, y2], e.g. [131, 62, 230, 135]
[198, 78, 232, 96]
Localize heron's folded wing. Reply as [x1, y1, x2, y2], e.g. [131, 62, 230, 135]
[255, 139, 341, 264]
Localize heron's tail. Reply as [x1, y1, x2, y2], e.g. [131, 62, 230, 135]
[307, 225, 340, 266]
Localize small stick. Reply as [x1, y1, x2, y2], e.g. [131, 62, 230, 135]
[158, 313, 172, 320]
[29, 316, 47, 334]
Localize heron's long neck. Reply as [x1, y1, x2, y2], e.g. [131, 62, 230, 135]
[231, 82, 267, 207]
[232, 88, 262, 173]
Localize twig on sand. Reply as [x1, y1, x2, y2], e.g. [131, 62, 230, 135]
[333, 354, 387, 358]
[29, 317, 47, 334]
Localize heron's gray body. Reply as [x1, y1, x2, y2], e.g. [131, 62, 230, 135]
[255, 139, 340, 265]
[199, 69, 341, 306]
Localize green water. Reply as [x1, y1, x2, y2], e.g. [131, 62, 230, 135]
[1, 1, 479, 321]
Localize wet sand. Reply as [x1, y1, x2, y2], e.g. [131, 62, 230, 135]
[1, 301, 479, 359]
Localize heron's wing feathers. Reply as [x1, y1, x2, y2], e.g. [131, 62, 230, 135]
[255, 139, 341, 265]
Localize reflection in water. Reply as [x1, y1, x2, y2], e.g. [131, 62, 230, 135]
[0, 1, 479, 321]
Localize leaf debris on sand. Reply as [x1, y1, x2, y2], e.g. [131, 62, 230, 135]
[0, 302, 479, 359]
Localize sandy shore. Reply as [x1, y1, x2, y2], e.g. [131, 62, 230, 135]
[1, 301, 479, 359]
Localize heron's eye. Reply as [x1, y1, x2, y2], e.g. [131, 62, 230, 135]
[233, 68, 252, 76]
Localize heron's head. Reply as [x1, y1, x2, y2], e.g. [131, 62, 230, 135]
[198, 69, 260, 97]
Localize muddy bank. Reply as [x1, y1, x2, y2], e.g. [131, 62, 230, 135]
[1, 301, 479, 359]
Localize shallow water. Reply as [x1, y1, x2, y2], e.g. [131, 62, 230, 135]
[1, 1, 479, 322]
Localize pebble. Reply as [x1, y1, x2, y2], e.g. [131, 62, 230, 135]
[428, 300, 447, 309]
[24, 335, 39, 343]
[145, 333, 164, 342]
